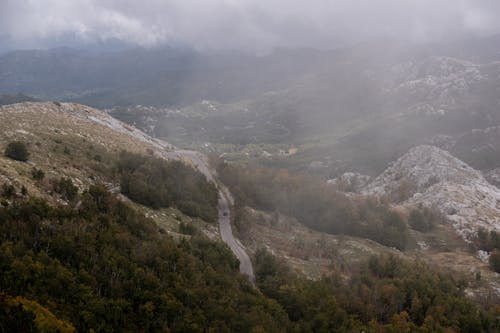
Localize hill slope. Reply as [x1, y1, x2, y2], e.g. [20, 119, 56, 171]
[0, 102, 253, 278]
[1, 103, 499, 331]
[0, 102, 287, 331]
[364, 145, 500, 241]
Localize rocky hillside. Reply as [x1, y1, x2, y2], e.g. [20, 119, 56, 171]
[1, 103, 500, 331]
[389, 56, 484, 108]
[0, 101, 171, 193]
[0, 102, 221, 238]
[0, 102, 300, 332]
[364, 145, 500, 240]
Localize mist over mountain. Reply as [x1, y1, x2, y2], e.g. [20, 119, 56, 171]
[2, 2, 500, 332]
[12, 35, 492, 176]
[3, 0, 500, 52]
[2, 34, 500, 109]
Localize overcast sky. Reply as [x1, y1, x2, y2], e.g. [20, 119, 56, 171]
[1, 0, 500, 52]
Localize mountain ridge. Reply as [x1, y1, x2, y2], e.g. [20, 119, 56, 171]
[0, 101, 254, 281]
[364, 145, 500, 240]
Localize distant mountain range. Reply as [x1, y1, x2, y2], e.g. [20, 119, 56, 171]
[0, 93, 38, 105]
[3, 36, 500, 175]
[1, 35, 500, 108]
[0, 46, 324, 107]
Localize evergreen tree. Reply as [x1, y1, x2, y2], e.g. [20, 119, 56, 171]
[4, 141, 29, 162]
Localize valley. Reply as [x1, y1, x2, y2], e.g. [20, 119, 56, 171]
[2, 35, 500, 332]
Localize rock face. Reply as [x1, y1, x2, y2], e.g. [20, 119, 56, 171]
[485, 168, 500, 188]
[327, 172, 371, 193]
[390, 57, 483, 107]
[364, 145, 500, 240]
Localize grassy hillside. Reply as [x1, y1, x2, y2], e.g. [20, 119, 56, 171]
[1, 102, 499, 332]
[0, 102, 217, 238]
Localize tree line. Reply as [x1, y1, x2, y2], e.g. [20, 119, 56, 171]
[216, 161, 413, 250]
[254, 249, 500, 332]
[2, 186, 497, 332]
[0, 185, 288, 332]
[117, 151, 219, 223]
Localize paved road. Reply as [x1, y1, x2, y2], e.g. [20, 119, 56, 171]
[218, 191, 255, 283]
[168, 150, 256, 283]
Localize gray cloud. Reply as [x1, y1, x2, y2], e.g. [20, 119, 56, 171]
[1, 0, 500, 51]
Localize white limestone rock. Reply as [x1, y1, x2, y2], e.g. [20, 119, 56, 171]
[364, 145, 500, 241]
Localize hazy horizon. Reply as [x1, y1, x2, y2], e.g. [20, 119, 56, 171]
[2, 0, 500, 54]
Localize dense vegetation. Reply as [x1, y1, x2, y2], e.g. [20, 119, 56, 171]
[217, 161, 411, 250]
[0, 185, 289, 332]
[408, 205, 442, 232]
[474, 229, 500, 273]
[0, 132, 498, 332]
[117, 151, 218, 223]
[4, 141, 30, 162]
[254, 249, 500, 332]
[0, 292, 75, 332]
[1, 183, 497, 332]
[52, 177, 78, 201]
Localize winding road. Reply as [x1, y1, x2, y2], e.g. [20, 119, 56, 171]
[167, 150, 255, 284]
[218, 190, 255, 283]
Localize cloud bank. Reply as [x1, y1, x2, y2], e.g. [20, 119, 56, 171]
[1, 0, 500, 51]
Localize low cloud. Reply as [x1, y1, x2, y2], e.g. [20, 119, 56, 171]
[1, 0, 500, 51]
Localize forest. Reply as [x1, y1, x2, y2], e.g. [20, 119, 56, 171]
[253, 249, 500, 332]
[117, 151, 219, 223]
[0, 171, 498, 331]
[0, 147, 498, 332]
[0, 185, 287, 332]
[0, 186, 500, 332]
[216, 161, 413, 250]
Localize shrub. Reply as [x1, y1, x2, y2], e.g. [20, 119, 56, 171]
[374, 210, 409, 250]
[390, 179, 416, 202]
[4, 141, 29, 162]
[179, 222, 197, 235]
[31, 167, 45, 180]
[489, 250, 500, 273]
[53, 178, 78, 201]
[473, 229, 500, 253]
[408, 205, 441, 232]
[1, 184, 15, 198]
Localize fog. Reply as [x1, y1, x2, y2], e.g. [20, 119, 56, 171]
[2, 0, 500, 52]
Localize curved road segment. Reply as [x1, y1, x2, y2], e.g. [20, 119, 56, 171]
[168, 150, 256, 284]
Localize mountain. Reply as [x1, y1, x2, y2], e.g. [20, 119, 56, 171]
[0, 101, 251, 256]
[1, 102, 499, 331]
[0, 102, 279, 331]
[86, 40, 500, 178]
[2, 38, 500, 178]
[364, 145, 500, 241]
[0, 47, 324, 108]
[0, 93, 38, 105]
[1, 36, 499, 111]
[216, 142, 500, 307]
